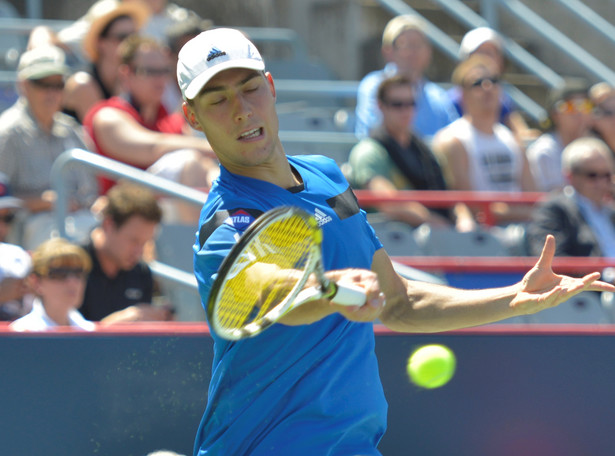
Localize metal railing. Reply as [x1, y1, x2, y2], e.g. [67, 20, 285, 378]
[50, 149, 206, 289]
[375, 0, 615, 119]
[499, 0, 615, 85]
[427, 0, 565, 88]
[48, 149, 445, 291]
[372, 0, 551, 122]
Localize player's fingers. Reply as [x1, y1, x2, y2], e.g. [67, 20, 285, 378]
[368, 291, 386, 309]
[581, 271, 601, 285]
[535, 234, 555, 269]
[579, 273, 615, 293]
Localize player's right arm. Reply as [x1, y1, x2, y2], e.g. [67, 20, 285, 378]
[373, 238, 615, 333]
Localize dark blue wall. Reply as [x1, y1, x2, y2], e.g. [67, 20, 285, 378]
[3, 327, 615, 456]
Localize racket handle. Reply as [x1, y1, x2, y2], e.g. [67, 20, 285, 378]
[331, 283, 367, 306]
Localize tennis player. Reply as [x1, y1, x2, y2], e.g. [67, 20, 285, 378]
[178, 28, 615, 456]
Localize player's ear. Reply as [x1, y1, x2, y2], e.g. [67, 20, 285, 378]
[265, 72, 276, 99]
[183, 102, 202, 131]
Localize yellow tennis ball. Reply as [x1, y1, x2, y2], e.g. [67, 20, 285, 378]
[407, 344, 456, 389]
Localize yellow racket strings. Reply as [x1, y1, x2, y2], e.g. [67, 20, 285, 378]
[216, 214, 315, 330]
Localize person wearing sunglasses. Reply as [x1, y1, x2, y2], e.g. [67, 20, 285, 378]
[526, 80, 593, 192]
[348, 75, 456, 228]
[589, 82, 615, 159]
[62, 1, 150, 124]
[10, 238, 95, 331]
[83, 35, 218, 223]
[432, 54, 537, 230]
[0, 44, 98, 250]
[448, 27, 540, 146]
[355, 14, 459, 143]
[527, 137, 615, 259]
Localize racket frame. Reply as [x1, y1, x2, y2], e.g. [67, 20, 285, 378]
[207, 206, 332, 340]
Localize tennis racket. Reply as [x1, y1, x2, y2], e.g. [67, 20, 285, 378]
[207, 206, 366, 340]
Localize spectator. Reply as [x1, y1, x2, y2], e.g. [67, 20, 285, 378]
[526, 137, 615, 257]
[355, 14, 458, 142]
[57, 0, 146, 63]
[130, 0, 202, 43]
[164, 12, 213, 113]
[79, 183, 173, 323]
[348, 75, 455, 227]
[526, 80, 593, 192]
[431, 54, 536, 229]
[83, 35, 218, 222]
[62, 0, 150, 123]
[0, 45, 98, 249]
[0, 242, 32, 321]
[0, 172, 22, 244]
[449, 26, 539, 145]
[10, 238, 95, 331]
[589, 82, 615, 157]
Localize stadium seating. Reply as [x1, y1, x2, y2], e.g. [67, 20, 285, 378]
[155, 223, 204, 322]
[527, 291, 612, 325]
[413, 224, 509, 257]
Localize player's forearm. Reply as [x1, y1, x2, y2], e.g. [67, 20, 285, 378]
[379, 280, 523, 333]
[278, 299, 337, 326]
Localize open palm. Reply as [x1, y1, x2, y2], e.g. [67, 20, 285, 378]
[511, 235, 615, 313]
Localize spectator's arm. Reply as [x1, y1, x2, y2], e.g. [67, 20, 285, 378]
[92, 107, 214, 168]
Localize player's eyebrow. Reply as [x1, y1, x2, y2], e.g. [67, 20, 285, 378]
[199, 71, 262, 96]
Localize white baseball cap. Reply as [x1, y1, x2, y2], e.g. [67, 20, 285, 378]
[0, 243, 31, 282]
[17, 45, 69, 81]
[177, 28, 265, 101]
[458, 27, 503, 60]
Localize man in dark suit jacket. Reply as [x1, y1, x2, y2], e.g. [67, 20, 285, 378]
[526, 137, 615, 257]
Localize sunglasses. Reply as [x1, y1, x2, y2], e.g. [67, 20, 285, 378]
[0, 213, 16, 224]
[594, 106, 615, 118]
[468, 76, 500, 89]
[132, 66, 173, 78]
[383, 99, 416, 109]
[103, 32, 133, 42]
[553, 99, 593, 115]
[28, 79, 64, 92]
[28, 78, 65, 91]
[44, 267, 87, 281]
[575, 170, 612, 181]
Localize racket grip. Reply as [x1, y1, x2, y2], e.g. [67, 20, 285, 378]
[331, 283, 367, 306]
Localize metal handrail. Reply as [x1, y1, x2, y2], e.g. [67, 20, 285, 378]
[47, 148, 444, 288]
[373, 0, 549, 122]
[429, 0, 565, 88]
[49, 149, 207, 290]
[50, 149, 207, 239]
[499, 0, 615, 85]
[555, 0, 615, 48]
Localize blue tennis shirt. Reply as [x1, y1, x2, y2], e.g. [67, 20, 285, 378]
[193, 155, 386, 456]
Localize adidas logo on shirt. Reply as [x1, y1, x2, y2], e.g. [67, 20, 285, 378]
[314, 208, 332, 227]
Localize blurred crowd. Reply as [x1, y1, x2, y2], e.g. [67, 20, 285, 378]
[1, 5, 615, 330]
[0, 0, 214, 330]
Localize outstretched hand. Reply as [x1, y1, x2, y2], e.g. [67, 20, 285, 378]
[510, 235, 615, 314]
